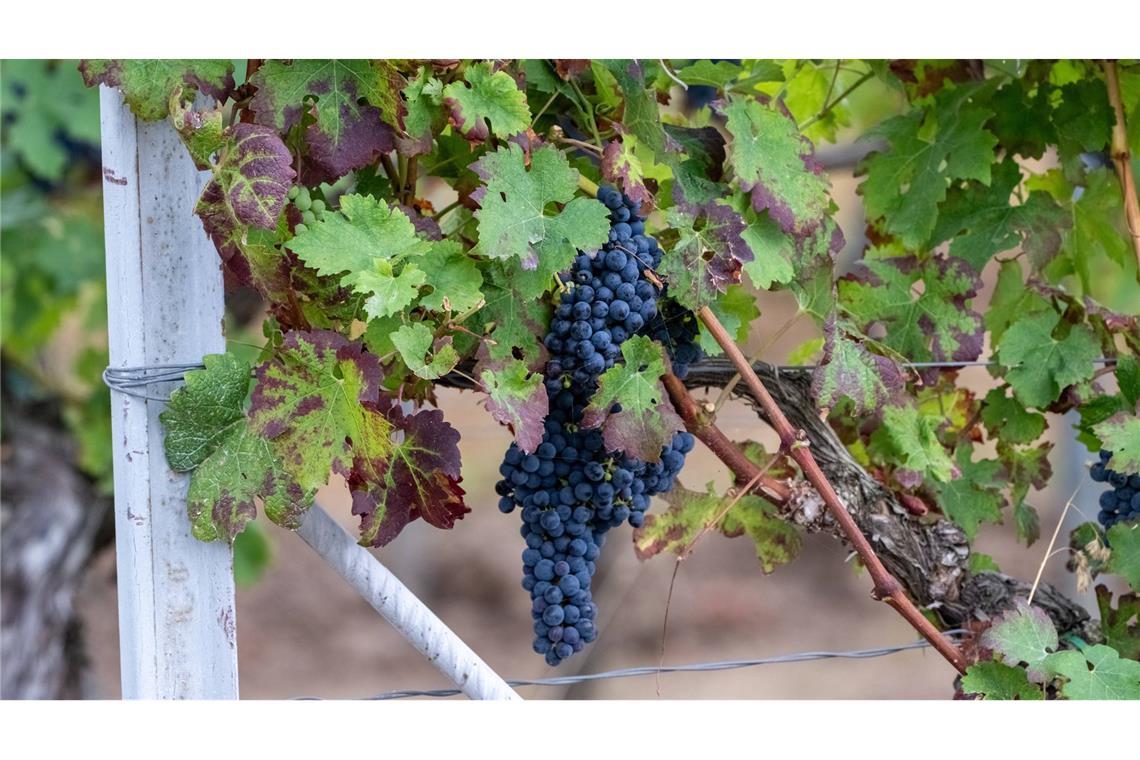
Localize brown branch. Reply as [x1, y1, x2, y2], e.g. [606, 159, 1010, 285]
[695, 306, 968, 675]
[1102, 60, 1140, 276]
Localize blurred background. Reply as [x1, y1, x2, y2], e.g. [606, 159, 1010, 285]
[1, 60, 1133, 700]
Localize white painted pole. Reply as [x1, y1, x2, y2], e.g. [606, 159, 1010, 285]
[99, 86, 239, 699]
[297, 505, 522, 700]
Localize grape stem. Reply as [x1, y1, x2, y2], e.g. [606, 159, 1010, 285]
[691, 305, 968, 675]
[1101, 60, 1140, 280]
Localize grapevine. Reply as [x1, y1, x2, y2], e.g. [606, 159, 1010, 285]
[61, 57, 1140, 698]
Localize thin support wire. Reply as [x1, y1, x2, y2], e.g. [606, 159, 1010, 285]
[291, 630, 970, 700]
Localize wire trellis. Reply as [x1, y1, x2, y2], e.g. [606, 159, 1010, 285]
[103, 358, 1120, 402]
[293, 630, 971, 700]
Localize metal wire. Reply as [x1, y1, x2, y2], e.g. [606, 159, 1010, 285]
[292, 630, 971, 700]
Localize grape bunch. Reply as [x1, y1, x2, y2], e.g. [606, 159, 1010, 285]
[1091, 449, 1140, 529]
[496, 186, 695, 666]
[646, 296, 704, 379]
[287, 185, 327, 234]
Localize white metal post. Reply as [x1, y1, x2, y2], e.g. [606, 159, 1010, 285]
[99, 86, 239, 699]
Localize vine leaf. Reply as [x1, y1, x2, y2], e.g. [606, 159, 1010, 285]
[840, 255, 984, 365]
[739, 208, 796, 290]
[286, 194, 431, 320]
[933, 444, 1004, 539]
[960, 661, 1043, 700]
[391, 323, 460, 380]
[602, 134, 655, 210]
[1096, 586, 1140, 661]
[721, 96, 831, 238]
[929, 159, 1070, 273]
[80, 59, 234, 121]
[1093, 412, 1140, 474]
[634, 481, 801, 573]
[1044, 645, 1140, 700]
[660, 200, 750, 310]
[984, 259, 1051, 345]
[582, 336, 683, 462]
[857, 83, 997, 247]
[249, 330, 392, 496]
[599, 60, 677, 156]
[198, 123, 295, 233]
[160, 353, 309, 542]
[697, 284, 758, 357]
[470, 143, 610, 274]
[1107, 522, 1140, 592]
[982, 601, 1059, 683]
[811, 315, 904, 414]
[1061, 169, 1133, 282]
[980, 388, 1047, 445]
[442, 62, 530, 142]
[400, 66, 443, 155]
[996, 311, 1100, 409]
[875, 403, 957, 487]
[353, 401, 468, 547]
[674, 60, 745, 88]
[479, 262, 550, 368]
[169, 94, 225, 170]
[416, 240, 484, 314]
[249, 59, 399, 182]
[480, 359, 549, 454]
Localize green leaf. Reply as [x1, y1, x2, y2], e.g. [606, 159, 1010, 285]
[980, 387, 1047, 445]
[416, 240, 484, 314]
[160, 353, 309, 542]
[984, 260, 1051, 345]
[80, 59, 234, 121]
[969, 552, 1001, 573]
[982, 601, 1059, 682]
[1053, 78, 1114, 161]
[929, 159, 1069, 272]
[400, 66, 443, 154]
[480, 359, 549, 454]
[1118, 356, 1140, 409]
[697, 284, 758, 356]
[478, 262, 550, 367]
[1107, 522, 1140, 592]
[471, 144, 610, 278]
[961, 661, 1044, 700]
[391, 323, 460, 380]
[599, 60, 673, 156]
[442, 61, 530, 141]
[582, 336, 684, 462]
[249, 59, 399, 180]
[1094, 414, 1140, 474]
[674, 60, 744, 88]
[1045, 644, 1140, 700]
[997, 311, 1100, 408]
[934, 444, 1004, 538]
[2, 60, 100, 181]
[739, 208, 796, 289]
[811, 315, 904, 414]
[1059, 169, 1132, 283]
[1096, 586, 1140, 661]
[877, 403, 955, 485]
[232, 522, 273, 588]
[286, 194, 431, 320]
[721, 96, 831, 237]
[634, 481, 801, 573]
[857, 84, 997, 247]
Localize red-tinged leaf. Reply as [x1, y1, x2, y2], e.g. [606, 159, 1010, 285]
[811, 314, 904, 413]
[582, 336, 684, 462]
[480, 358, 549, 454]
[602, 135, 655, 210]
[660, 198, 752, 311]
[353, 401, 468, 547]
[80, 59, 234, 121]
[982, 601, 1060, 683]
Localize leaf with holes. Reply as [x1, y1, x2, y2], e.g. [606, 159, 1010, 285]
[286, 194, 431, 320]
[353, 401, 468, 547]
[471, 143, 609, 273]
[250, 59, 399, 182]
[811, 315, 904, 414]
[80, 59, 234, 121]
[634, 481, 800, 573]
[997, 311, 1100, 409]
[391, 323, 460, 380]
[582, 336, 683, 462]
[1094, 413, 1140, 474]
[442, 62, 530, 142]
[1045, 645, 1140, 700]
[982, 601, 1059, 682]
[480, 359, 549, 454]
[721, 96, 831, 239]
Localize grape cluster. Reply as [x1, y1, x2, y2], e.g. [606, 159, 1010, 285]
[496, 186, 695, 666]
[1091, 449, 1140, 529]
[287, 185, 327, 234]
[646, 297, 704, 379]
